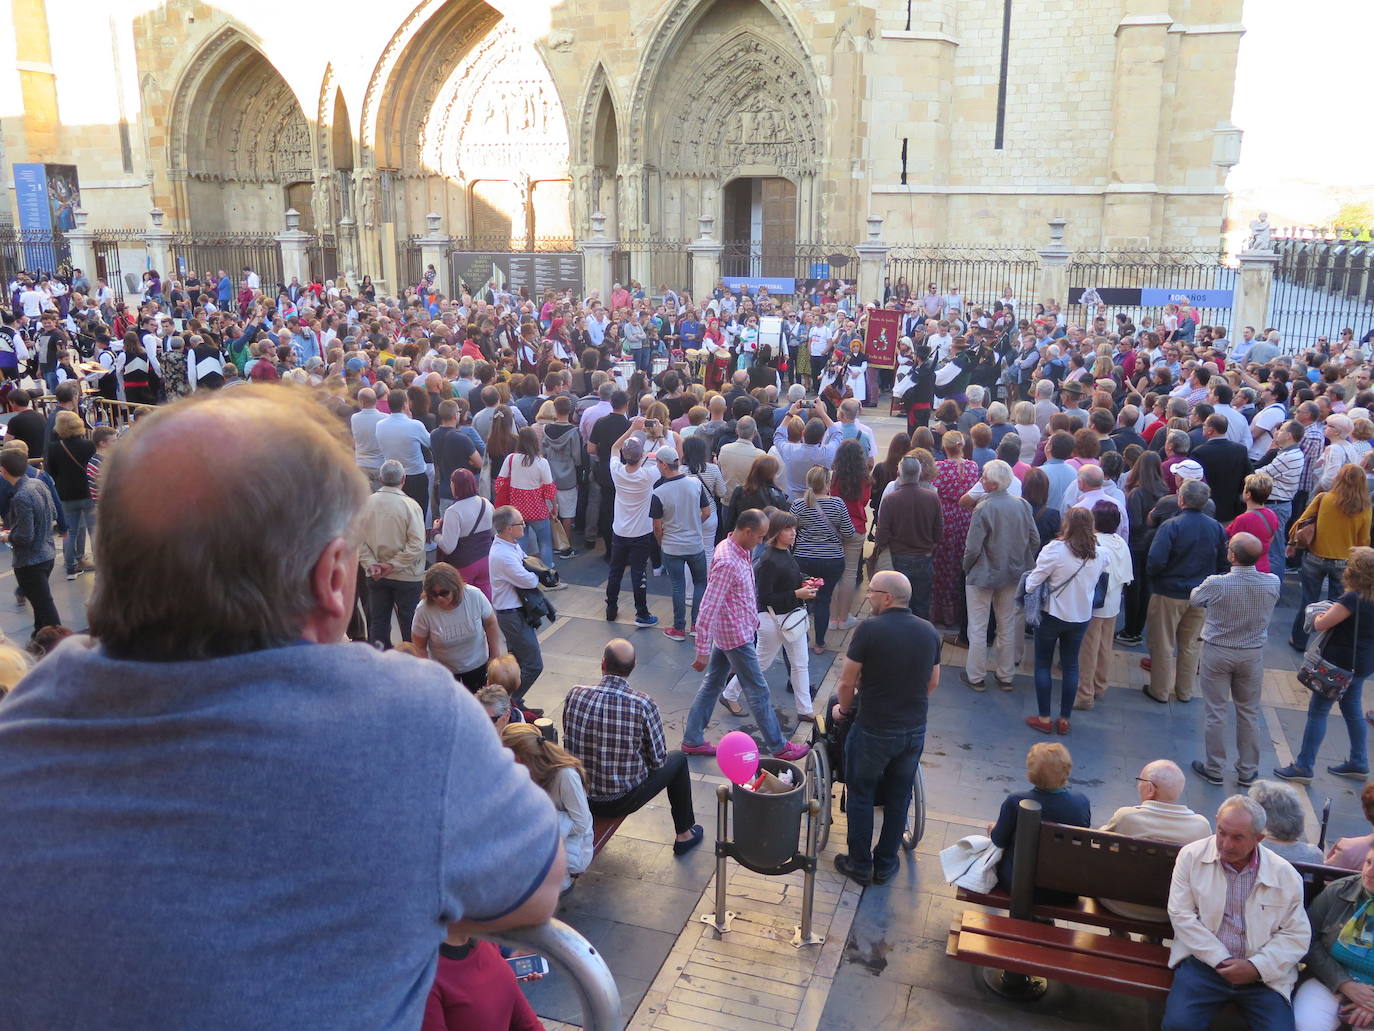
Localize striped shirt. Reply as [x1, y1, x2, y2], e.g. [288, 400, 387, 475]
[790, 496, 855, 562]
[694, 536, 760, 659]
[1218, 848, 1259, 959]
[1253, 445, 1303, 503]
[1299, 422, 1326, 494]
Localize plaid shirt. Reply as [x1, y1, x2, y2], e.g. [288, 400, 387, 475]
[1218, 848, 1260, 959]
[1190, 567, 1281, 648]
[562, 675, 667, 801]
[1299, 422, 1326, 494]
[694, 536, 759, 659]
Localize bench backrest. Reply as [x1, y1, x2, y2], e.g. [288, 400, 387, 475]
[1034, 821, 1180, 906]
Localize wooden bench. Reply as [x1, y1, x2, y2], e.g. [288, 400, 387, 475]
[947, 800, 1354, 1003]
[591, 814, 626, 858]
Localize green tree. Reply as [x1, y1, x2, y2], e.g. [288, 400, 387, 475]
[1332, 201, 1374, 240]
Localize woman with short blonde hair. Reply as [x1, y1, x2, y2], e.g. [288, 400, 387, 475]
[45, 407, 96, 581]
[989, 742, 1090, 892]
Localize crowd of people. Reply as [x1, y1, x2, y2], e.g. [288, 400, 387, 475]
[4, 255, 1374, 1030]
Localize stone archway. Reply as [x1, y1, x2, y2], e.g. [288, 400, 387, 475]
[627, 0, 824, 241]
[168, 28, 312, 232]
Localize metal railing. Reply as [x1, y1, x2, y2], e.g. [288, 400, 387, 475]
[885, 245, 1040, 315]
[1066, 250, 1236, 328]
[613, 236, 692, 297]
[0, 228, 72, 283]
[488, 920, 622, 1031]
[720, 241, 858, 286]
[32, 393, 156, 429]
[168, 234, 284, 293]
[1269, 239, 1374, 345]
[308, 234, 338, 285]
[91, 229, 144, 302]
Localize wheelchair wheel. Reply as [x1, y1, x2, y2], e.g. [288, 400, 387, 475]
[901, 764, 926, 852]
[806, 739, 832, 853]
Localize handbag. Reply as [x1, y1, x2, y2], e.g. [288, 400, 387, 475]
[1298, 598, 1360, 702]
[1092, 568, 1110, 610]
[939, 834, 1003, 894]
[1019, 557, 1088, 628]
[1288, 494, 1323, 555]
[768, 605, 810, 637]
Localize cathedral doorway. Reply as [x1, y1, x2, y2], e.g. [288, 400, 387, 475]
[722, 176, 796, 277]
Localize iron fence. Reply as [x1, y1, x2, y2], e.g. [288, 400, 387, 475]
[1268, 240, 1374, 348]
[402, 237, 424, 293]
[0, 228, 71, 284]
[885, 245, 1040, 316]
[308, 234, 338, 285]
[1066, 250, 1236, 330]
[720, 241, 859, 290]
[614, 237, 691, 299]
[91, 229, 143, 302]
[168, 233, 283, 293]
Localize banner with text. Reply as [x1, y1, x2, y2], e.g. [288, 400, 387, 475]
[863, 309, 903, 369]
[452, 252, 583, 299]
[1069, 286, 1233, 308]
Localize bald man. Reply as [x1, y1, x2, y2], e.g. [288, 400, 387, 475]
[1099, 760, 1213, 922]
[1188, 531, 1281, 788]
[0, 386, 566, 1028]
[350, 385, 386, 491]
[832, 570, 941, 886]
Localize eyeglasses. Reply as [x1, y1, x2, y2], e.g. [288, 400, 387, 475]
[1135, 777, 1154, 786]
[489, 711, 504, 724]
[865, 588, 891, 597]
[431, 589, 453, 599]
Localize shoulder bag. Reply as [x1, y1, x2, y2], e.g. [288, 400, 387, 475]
[1288, 493, 1324, 556]
[1019, 556, 1088, 628]
[1298, 598, 1361, 702]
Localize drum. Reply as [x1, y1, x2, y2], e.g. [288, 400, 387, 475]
[651, 358, 668, 376]
[614, 360, 635, 381]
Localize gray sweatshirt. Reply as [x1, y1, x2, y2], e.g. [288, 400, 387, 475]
[7, 475, 56, 568]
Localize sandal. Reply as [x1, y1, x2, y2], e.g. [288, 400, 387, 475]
[1024, 716, 1053, 735]
[719, 697, 746, 717]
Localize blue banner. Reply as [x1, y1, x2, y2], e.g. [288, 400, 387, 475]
[724, 276, 796, 295]
[1140, 288, 1233, 308]
[13, 164, 50, 232]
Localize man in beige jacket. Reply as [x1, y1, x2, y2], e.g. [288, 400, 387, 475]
[1164, 795, 1311, 1031]
[358, 459, 426, 649]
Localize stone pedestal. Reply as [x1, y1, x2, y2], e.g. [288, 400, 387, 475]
[64, 208, 98, 293]
[686, 214, 723, 302]
[1233, 249, 1278, 338]
[418, 212, 452, 297]
[1037, 217, 1072, 309]
[275, 208, 313, 287]
[578, 211, 615, 303]
[143, 208, 173, 287]
[854, 215, 889, 307]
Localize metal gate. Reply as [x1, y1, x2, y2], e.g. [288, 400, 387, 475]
[168, 234, 283, 293]
[308, 234, 338, 284]
[0, 228, 71, 283]
[885, 246, 1039, 317]
[1066, 251, 1235, 331]
[91, 230, 143, 302]
[1267, 239, 1374, 348]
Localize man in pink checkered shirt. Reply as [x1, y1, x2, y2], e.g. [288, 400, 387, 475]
[681, 508, 810, 762]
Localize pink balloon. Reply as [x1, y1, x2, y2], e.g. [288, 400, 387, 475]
[716, 730, 761, 785]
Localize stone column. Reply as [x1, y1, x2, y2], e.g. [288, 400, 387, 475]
[418, 212, 452, 297]
[336, 217, 358, 289]
[1037, 218, 1072, 309]
[1232, 248, 1278, 339]
[578, 211, 615, 303]
[64, 207, 98, 291]
[143, 208, 173, 284]
[686, 214, 723, 301]
[854, 215, 889, 306]
[275, 209, 313, 287]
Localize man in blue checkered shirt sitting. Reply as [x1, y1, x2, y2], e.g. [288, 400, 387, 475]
[562, 638, 705, 855]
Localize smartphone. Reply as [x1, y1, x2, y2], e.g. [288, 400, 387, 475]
[506, 954, 549, 980]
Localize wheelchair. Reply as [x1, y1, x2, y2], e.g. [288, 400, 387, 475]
[804, 693, 925, 854]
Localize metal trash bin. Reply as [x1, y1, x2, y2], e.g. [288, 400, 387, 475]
[729, 758, 805, 872]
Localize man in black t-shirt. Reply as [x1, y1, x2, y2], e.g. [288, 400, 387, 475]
[587, 392, 631, 558]
[430, 399, 479, 517]
[6, 390, 47, 460]
[832, 570, 941, 887]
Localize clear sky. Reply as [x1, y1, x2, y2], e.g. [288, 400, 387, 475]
[1229, 0, 1374, 190]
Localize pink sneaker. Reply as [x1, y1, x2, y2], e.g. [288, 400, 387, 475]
[774, 742, 811, 762]
[681, 741, 717, 756]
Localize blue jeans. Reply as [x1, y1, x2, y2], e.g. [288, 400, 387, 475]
[521, 517, 555, 568]
[683, 641, 787, 754]
[632, 347, 650, 374]
[60, 498, 95, 573]
[1296, 675, 1368, 771]
[1292, 553, 1346, 649]
[1161, 957, 1294, 1031]
[891, 554, 934, 621]
[795, 556, 844, 647]
[1266, 500, 1291, 577]
[1033, 612, 1090, 719]
[663, 550, 707, 631]
[844, 723, 924, 876]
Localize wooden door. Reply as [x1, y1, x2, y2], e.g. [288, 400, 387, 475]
[760, 177, 796, 277]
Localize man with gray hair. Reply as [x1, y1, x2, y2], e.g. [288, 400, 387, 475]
[1097, 760, 1213, 922]
[717, 414, 765, 496]
[350, 386, 385, 491]
[872, 456, 943, 620]
[1187, 531, 1280, 788]
[1068, 463, 1129, 541]
[1163, 795, 1309, 1030]
[1144, 479, 1229, 704]
[0, 387, 565, 1027]
[489, 504, 545, 705]
[960, 460, 1039, 690]
[358, 459, 426, 650]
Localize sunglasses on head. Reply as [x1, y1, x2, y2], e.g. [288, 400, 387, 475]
[431, 588, 453, 599]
